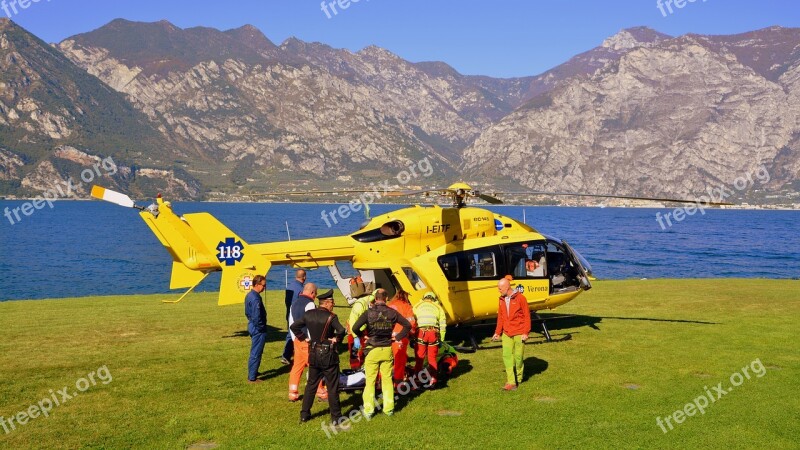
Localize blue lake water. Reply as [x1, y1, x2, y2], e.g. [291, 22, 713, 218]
[1, 200, 798, 301]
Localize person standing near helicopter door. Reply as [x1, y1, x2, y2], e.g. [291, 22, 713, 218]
[413, 292, 447, 389]
[492, 276, 531, 391]
[388, 290, 417, 385]
[346, 290, 374, 369]
[351, 289, 411, 417]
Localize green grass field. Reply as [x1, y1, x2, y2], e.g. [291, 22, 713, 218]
[0, 279, 798, 449]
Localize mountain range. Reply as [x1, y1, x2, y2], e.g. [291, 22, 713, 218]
[0, 18, 798, 203]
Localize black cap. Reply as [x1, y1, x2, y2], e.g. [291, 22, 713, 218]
[317, 289, 334, 301]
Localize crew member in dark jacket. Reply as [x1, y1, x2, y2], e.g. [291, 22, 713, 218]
[280, 269, 306, 365]
[245, 275, 268, 383]
[290, 290, 348, 429]
[351, 289, 411, 417]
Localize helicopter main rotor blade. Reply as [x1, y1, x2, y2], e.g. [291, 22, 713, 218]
[381, 189, 434, 197]
[476, 193, 504, 204]
[492, 191, 732, 206]
[247, 189, 416, 197]
[91, 185, 137, 208]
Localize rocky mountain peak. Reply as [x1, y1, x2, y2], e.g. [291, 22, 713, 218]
[414, 61, 461, 79]
[65, 18, 268, 77]
[224, 24, 276, 52]
[602, 27, 670, 51]
[694, 26, 800, 80]
[357, 45, 400, 61]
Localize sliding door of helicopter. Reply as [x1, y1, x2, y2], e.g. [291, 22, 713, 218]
[433, 245, 504, 323]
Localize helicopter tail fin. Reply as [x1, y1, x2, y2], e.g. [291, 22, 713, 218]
[170, 210, 270, 306]
[92, 188, 269, 306]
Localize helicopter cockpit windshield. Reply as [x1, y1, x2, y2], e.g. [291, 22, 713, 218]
[544, 239, 592, 293]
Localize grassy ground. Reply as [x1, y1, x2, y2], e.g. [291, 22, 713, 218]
[0, 279, 798, 449]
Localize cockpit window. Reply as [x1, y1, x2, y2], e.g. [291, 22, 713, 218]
[505, 242, 547, 279]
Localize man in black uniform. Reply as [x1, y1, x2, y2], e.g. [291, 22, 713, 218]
[290, 289, 349, 430]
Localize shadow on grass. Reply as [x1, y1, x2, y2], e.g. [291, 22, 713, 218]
[306, 359, 476, 419]
[447, 312, 718, 351]
[222, 324, 286, 341]
[428, 358, 473, 390]
[522, 356, 548, 382]
[256, 364, 290, 381]
[593, 315, 719, 325]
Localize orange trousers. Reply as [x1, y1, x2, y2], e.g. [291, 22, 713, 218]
[414, 329, 439, 382]
[391, 338, 410, 382]
[288, 339, 326, 397]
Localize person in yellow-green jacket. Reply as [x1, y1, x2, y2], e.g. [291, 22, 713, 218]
[346, 291, 374, 369]
[413, 292, 447, 388]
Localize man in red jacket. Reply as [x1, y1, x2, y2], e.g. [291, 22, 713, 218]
[492, 276, 531, 390]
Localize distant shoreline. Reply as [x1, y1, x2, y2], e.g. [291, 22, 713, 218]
[0, 197, 796, 210]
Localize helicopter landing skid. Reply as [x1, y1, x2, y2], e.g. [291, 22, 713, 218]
[532, 312, 553, 341]
[531, 312, 577, 342]
[452, 313, 576, 352]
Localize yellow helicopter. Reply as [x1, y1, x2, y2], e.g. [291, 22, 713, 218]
[90, 182, 720, 341]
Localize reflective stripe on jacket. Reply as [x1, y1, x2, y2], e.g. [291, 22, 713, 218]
[413, 300, 446, 341]
[348, 295, 371, 336]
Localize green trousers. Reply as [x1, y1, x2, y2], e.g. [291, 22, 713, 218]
[363, 346, 395, 415]
[502, 334, 525, 385]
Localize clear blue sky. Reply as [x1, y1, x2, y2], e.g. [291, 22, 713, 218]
[6, 0, 799, 77]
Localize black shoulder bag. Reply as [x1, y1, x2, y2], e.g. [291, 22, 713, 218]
[310, 312, 339, 368]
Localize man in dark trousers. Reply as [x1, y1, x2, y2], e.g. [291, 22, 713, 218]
[290, 290, 349, 431]
[280, 269, 306, 365]
[245, 275, 268, 383]
[351, 289, 412, 417]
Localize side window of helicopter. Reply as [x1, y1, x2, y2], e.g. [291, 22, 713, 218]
[466, 248, 500, 279]
[437, 246, 504, 281]
[438, 254, 460, 281]
[402, 267, 427, 290]
[505, 242, 547, 279]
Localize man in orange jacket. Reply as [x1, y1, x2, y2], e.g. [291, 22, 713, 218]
[388, 290, 416, 385]
[492, 276, 531, 391]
